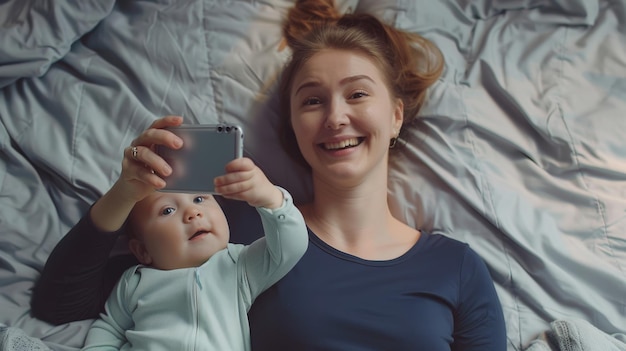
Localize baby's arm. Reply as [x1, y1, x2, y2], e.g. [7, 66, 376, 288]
[82, 269, 138, 350]
[214, 158, 308, 298]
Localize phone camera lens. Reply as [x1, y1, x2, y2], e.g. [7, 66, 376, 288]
[217, 126, 223, 133]
[225, 126, 231, 133]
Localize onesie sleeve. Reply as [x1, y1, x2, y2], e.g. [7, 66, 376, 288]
[452, 247, 507, 351]
[82, 267, 140, 350]
[238, 186, 308, 301]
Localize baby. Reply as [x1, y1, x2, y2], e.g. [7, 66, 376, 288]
[81, 153, 308, 351]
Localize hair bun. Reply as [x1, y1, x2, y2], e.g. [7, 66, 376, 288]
[283, 0, 341, 48]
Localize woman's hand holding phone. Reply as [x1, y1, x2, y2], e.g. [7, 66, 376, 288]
[121, 116, 184, 199]
[90, 115, 184, 232]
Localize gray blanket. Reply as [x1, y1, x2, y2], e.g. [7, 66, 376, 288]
[1, 1, 625, 350]
[526, 319, 626, 351]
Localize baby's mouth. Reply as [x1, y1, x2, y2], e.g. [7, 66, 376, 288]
[321, 137, 364, 150]
[189, 230, 209, 240]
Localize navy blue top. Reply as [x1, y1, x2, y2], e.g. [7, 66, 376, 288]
[248, 230, 506, 351]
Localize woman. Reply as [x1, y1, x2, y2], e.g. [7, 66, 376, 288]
[33, 0, 506, 349]
[247, 1, 506, 350]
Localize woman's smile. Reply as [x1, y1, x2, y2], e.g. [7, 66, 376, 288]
[321, 137, 364, 151]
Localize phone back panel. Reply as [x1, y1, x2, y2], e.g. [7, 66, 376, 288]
[156, 124, 244, 193]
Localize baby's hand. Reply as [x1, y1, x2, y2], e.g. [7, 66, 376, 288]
[214, 158, 283, 209]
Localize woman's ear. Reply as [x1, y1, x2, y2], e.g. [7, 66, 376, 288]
[128, 238, 152, 265]
[393, 98, 404, 135]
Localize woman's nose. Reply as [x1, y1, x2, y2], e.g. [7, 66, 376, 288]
[324, 101, 349, 130]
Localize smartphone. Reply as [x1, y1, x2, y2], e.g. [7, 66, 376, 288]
[155, 124, 244, 193]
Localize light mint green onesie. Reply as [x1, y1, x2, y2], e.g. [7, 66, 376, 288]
[82, 187, 307, 351]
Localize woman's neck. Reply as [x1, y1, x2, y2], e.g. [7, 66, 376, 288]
[301, 175, 419, 260]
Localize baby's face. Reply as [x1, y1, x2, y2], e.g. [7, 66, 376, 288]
[129, 192, 230, 270]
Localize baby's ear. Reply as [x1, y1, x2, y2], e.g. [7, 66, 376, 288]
[128, 239, 152, 265]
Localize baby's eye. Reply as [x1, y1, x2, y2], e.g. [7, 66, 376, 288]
[193, 196, 205, 204]
[161, 207, 175, 216]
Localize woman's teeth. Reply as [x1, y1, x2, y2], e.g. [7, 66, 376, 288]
[323, 138, 361, 150]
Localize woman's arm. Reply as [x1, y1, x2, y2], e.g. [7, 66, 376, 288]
[31, 115, 184, 324]
[31, 211, 136, 324]
[452, 248, 507, 351]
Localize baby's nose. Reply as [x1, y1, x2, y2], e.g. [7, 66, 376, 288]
[185, 208, 202, 221]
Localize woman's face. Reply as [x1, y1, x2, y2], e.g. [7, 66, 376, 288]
[289, 49, 403, 186]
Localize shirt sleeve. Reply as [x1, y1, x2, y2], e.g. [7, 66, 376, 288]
[31, 210, 137, 324]
[452, 247, 507, 351]
[238, 186, 308, 302]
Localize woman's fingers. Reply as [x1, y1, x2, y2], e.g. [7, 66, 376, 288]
[127, 116, 184, 176]
[131, 127, 183, 151]
[131, 115, 184, 149]
[124, 145, 171, 179]
[113, 117, 183, 200]
[149, 115, 183, 129]
[140, 167, 166, 189]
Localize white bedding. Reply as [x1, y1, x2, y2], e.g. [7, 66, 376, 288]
[1, 1, 625, 350]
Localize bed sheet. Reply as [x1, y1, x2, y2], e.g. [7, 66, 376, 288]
[0, 0, 625, 350]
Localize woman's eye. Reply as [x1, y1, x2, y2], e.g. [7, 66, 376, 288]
[303, 97, 321, 106]
[193, 196, 205, 204]
[350, 90, 368, 99]
[161, 207, 175, 216]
